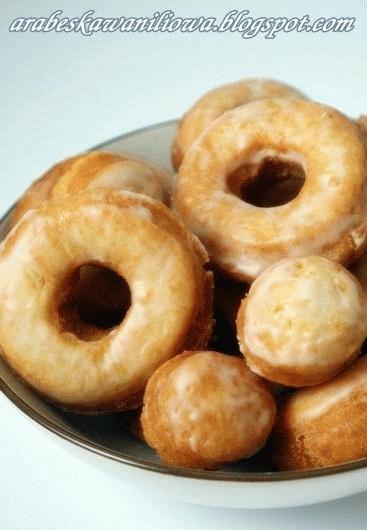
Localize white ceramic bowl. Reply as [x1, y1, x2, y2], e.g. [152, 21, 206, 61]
[1, 121, 367, 510]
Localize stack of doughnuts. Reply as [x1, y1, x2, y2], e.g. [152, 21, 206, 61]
[1, 78, 367, 471]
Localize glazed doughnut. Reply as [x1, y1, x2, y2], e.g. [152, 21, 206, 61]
[51, 151, 170, 203]
[172, 78, 305, 169]
[141, 351, 276, 469]
[11, 155, 81, 227]
[271, 356, 367, 470]
[11, 151, 171, 228]
[237, 256, 367, 387]
[0, 189, 213, 412]
[173, 99, 367, 282]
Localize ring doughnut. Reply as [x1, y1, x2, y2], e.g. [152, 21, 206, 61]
[0, 189, 213, 412]
[12, 151, 171, 228]
[11, 155, 81, 227]
[12, 151, 173, 329]
[172, 78, 305, 169]
[270, 355, 367, 470]
[51, 151, 171, 203]
[173, 99, 367, 282]
[141, 351, 276, 469]
[236, 256, 367, 387]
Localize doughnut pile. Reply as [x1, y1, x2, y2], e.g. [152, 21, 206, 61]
[1, 77, 367, 472]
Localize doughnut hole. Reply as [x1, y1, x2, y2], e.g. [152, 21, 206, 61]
[57, 263, 131, 341]
[141, 351, 276, 469]
[237, 256, 367, 387]
[227, 157, 305, 207]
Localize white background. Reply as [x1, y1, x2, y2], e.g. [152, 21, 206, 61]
[1, 1, 367, 528]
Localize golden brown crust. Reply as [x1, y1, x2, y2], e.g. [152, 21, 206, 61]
[141, 351, 276, 469]
[181, 267, 214, 351]
[11, 155, 81, 227]
[12, 151, 171, 230]
[243, 350, 358, 388]
[52, 151, 170, 203]
[172, 78, 305, 170]
[0, 189, 213, 413]
[52, 152, 124, 195]
[270, 356, 367, 470]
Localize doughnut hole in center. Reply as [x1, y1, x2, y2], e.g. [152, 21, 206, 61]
[56, 263, 131, 341]
[227, 155, 306, 207]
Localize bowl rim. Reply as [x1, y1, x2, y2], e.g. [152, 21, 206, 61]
[1, 118, 367, 483]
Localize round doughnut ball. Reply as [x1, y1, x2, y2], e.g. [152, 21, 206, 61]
[141, 351, 276, 469]
[0, 189, 213, 412]
[237, 256, 367, 387]
[172, 78, 305, 169]
[271, 355, 367, 470]
[173, 99, 367, 282]
[11, 155, 81, 227]
[51, 151, 171, 203]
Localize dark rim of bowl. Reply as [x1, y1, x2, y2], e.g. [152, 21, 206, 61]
[1, 119, 367, 483]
